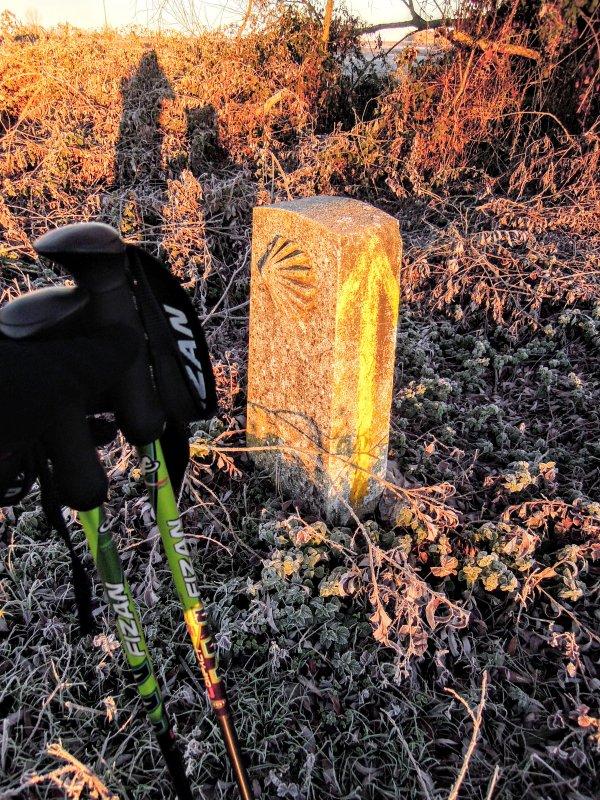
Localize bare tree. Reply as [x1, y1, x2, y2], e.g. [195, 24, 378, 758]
[140, 0, 455, 36]
[358, 0, 455, 36]
[24, 6, 42, 28]
[139, 0, 249, 33]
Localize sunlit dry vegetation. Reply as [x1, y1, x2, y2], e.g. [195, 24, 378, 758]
[1, 1, 599, 798]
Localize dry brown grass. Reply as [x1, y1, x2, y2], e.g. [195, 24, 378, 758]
[1, 4, 598, 329]
[0, 13, 338, 268]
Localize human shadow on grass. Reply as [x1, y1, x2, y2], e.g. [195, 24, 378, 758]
[107, 49, 255, 341]
[108, 49, 174, 243]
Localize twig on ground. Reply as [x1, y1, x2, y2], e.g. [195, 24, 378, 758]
[485, 764, 501, 800]
[445, 671, 489, 800]
[17, 742, 118, 800]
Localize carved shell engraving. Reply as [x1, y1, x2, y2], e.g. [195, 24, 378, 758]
[257, 236, 316, 312]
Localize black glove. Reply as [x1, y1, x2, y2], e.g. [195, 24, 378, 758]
[0, 325, 139, 510]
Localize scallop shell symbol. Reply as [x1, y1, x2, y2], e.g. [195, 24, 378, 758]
[257, 236, 316, 314]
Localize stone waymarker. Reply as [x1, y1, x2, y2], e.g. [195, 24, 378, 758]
[247, 196, 401, 521]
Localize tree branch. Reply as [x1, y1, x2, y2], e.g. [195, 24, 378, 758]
[440, 27, 540, 61]
[357, 16, 447, 36]
[322, 0, 334, 43]
[237, 0, 253, 35]
[357, 0, 450, 35]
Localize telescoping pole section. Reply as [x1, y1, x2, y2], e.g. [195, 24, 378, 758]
[139, 440, 253, 800]
[78, 507, 194, 800]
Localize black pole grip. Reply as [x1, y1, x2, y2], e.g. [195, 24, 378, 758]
[34, 223, 166, 445]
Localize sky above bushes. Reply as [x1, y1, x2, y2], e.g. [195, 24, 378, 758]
[0, 0, 416, 33]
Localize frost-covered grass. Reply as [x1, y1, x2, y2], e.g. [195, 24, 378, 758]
[2, 302, 599, 799]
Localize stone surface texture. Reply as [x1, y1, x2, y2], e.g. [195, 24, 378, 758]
[247, 196, 401, 521]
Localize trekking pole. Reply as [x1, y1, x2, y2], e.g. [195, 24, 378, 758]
[139, 439, 254, 800]
[32, 222, 253, 797]
[77, 506, 195, 800]
[0, 279, 195, 799]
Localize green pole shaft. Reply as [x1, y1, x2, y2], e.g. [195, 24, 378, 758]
[139, 440, 253, 800]
[79, 507, 168, 732]
[78, 507, 194, 800]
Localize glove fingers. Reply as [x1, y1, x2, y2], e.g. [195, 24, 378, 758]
[63, 325, 165, 445]
[43, 406, 108, 511]
[60, 324, 142, 400]
[0, 326, 140, 448]
[1, 325, 141, 509]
